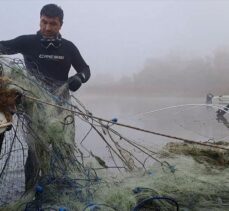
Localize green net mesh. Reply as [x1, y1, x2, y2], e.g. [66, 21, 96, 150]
[0, 57, 229, 211]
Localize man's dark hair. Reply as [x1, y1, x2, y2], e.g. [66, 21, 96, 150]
[40, 4, 64, 25]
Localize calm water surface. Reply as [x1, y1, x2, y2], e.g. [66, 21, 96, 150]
[75, 95, 229, 157]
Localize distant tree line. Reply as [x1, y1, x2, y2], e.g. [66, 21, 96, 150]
[83, 47, 229, 97]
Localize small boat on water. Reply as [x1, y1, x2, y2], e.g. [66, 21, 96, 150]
[206, 93, 229, 105]
[206, 93, 229, 116]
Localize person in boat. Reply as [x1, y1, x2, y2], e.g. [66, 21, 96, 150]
[0, 4, 91, 190]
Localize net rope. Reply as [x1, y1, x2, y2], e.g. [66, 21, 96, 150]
[0, 57, 228, 211]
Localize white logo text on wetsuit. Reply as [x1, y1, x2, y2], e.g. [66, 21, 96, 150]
[39, 54, 64, 60]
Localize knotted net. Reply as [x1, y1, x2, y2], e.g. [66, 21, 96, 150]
[0, 57, 229, 211]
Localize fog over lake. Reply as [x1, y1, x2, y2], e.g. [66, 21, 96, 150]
[75, 94, 229, 159]
[1, 0, 229, 153]
[1, 0, 229, 80]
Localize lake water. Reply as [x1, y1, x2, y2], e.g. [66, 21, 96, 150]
[75, 95, 229, 160]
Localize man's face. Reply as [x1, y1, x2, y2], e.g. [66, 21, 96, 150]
[40, 15, 62, 38]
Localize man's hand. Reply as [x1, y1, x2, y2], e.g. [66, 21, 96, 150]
[68, 74, 82, 92]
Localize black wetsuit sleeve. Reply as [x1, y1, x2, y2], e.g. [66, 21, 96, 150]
[71, 44, 91, 83]
[0, 36, 26, 55]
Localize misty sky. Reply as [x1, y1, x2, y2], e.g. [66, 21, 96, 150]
[1, 0, 229, 79]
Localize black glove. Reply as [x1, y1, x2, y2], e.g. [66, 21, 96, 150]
[68, 74, 82, 92]
[77, 72, 87, 83]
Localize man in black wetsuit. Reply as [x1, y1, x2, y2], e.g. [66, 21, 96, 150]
[0, 3, 90, 93]
[0, 4, 91, 190]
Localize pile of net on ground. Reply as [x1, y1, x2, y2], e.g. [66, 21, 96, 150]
[0, 57, 229, 211]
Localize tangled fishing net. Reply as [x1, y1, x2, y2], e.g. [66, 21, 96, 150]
[0, 57, 229, 211]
